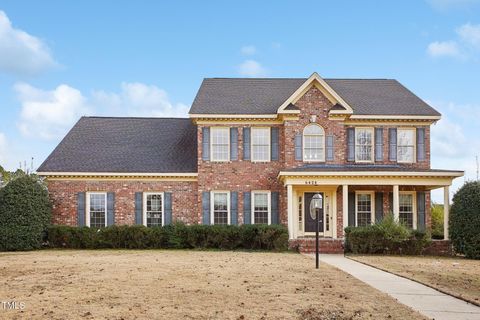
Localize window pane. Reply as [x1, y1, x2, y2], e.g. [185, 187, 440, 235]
[397, 129, 415, 163]
[89, 193, 106, 228]
[146, 194, 163, 227]
[357, 193, 372, 227]
[303, 124, 325, 161]
[213, 193, 228, 225]
[253, 193, 269, 224]
[251, 128, 270, 161]
[399, 194, 413, 228]
[355, 129, 373, 161]
[211, 128, 229, 161]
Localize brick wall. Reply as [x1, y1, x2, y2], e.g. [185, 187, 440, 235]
[47, 180, 198, 226]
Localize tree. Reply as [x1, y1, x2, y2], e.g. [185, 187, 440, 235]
[0, 175, 52, 251]
[431, 203, 444, 239]
[450, 181, 480, 259]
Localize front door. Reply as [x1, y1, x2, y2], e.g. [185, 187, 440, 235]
[304, 192, 324, 233]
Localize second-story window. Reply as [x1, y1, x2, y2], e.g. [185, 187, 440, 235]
[397, 128, 415, 163]
[251, 127, 270, 162]
[355, 127, 374, 162]
[303, 124, 325, 161]
[210, 127, 230, 161]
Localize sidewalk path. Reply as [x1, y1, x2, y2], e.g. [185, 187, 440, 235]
[309, 254, 480, 320]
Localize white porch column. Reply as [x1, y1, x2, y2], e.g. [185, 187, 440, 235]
[444, 186, 450, 240]
[287, 184, 294, 240]
[342, 185, 348, 235]
[393, 185, 399, 221]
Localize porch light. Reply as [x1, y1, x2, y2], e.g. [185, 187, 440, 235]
[309, 193, 323, 269]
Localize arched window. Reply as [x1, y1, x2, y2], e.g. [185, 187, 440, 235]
[303, 124, 325, 161]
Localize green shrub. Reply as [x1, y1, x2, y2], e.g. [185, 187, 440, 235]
[345, 214, 430, 255]
[450, 181, 480, 259]
[0, 175, 52, 251]
[46, 223, 289, 251]
[431, 203, 444, 239]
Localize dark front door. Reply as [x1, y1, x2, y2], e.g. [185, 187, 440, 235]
[304, 192, 324, 233]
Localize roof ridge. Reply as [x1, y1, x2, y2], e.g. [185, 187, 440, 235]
[204, 77, 397, 81]
[82, 116, 190, 120]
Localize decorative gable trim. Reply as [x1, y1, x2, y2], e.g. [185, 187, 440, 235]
[277, 72, 354, 115]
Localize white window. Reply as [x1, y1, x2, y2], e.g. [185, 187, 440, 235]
[210, 127, 230, 161]
[143, 193, 164, 227]
[251, 127, 271, 162]
[211, 191, 230, 225]
[399, 192, 416, 229]
[355, 128, 374, 162]
[355, 192, 374, 227]
[252, 191, 271, 224]
[86, 192, 107, 228]
[303, 124, 325, 161]
[397, 128, 415, 163]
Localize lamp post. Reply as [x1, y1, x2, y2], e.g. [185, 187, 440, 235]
[309, 193, 323, 269]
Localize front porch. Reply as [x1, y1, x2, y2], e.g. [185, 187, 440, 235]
[280, 167, 463, 241]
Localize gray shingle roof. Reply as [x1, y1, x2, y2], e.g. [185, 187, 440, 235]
[37, 117, 197, 173]
[189, 78, 440, 116]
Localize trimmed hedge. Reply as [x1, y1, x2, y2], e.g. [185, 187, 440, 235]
[450, 181, 480, 259]
[46, 223, 289, 251]
[345, 215, 431, 255]
[0, 175, 52, 251]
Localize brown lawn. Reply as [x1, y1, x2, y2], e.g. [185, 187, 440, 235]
[350, 255, 480, 306]
[0, 250, 426, 320]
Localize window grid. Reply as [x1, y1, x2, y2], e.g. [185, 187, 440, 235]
[355, 128, 373, 162]
[251, 128, 270, 161]
[89, 193, 106, 228]
[356, 193, 372, 227]
[399, 194, 414, 229]
[211, 128, 229, 161]
[397, 129, 415, 163]
[298, 196, 303, 231]
[253, 193, 269, 224]
[213, 192, 229, 225]
[303, 124, 325, 161]
[146, 194, 163, 227]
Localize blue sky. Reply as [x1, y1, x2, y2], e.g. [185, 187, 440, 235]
[0, 0, 479, 202]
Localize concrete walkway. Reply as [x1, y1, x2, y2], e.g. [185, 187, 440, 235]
[309, 254, 480, 320]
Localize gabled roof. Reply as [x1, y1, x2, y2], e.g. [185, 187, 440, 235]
[189, 77, 441, 117]
[37, 117, 197, 173]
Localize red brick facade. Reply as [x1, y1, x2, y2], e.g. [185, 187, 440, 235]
[46, 85, 437, 241]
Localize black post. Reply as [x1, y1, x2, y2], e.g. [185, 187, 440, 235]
[315, 208, 319, 269]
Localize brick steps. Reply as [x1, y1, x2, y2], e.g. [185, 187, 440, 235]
[289, 238, 344, 254]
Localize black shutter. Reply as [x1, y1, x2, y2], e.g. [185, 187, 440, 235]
[271, 192, 280, 224]
[243, 128, 251, 160]
[107, 192, 115, 226]
[375, 192, 383, 223]
[417, 128, 426, 162]
[231, 192, 238, 225]
[164, 192, 172, 225]
[135, 192, 143, 225]
[375, 128, 383, 162]
[326, 135, 334, 161]
[389, 192, 393, 215]
[202, 127, 210, 161]
[389, 128, 397, 161]
[230, 128, 238, 161]
[294, 133, 302, 160]
[271, 127, 279, 161]
[348, 192, 355, 226]
[243, 192, 251, 224]
[347, 128, 355, 162]
[417, 192, 426, 231]
[77, 192, 86, 227]
[202, 191, 210, 225]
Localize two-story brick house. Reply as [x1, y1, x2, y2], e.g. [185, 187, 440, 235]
[38, 73, 463, 252]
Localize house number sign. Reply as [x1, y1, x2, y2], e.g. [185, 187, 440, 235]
[305, 180, 319, 185]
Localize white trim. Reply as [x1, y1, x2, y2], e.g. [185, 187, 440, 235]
[354, 127, 374, 163]
[278, 170, 464, 178]
[399, 191, 417, 230]
[251, 191, 271, 225]
[250, 127, 271, 162]
[210, 191, 231, 225]
[210, 127, 230, 162]
[302, 123, 326, 162]
[355, 191, 375, 227]
[38, 172, 198, 177]
[85, 192, 107, 228]
[397, 127, 416, 164]
[350, 114, 441, 120]
[189, 114, 278, 119]
[142, 192, 165, 227]
[277, 72, 354, 114]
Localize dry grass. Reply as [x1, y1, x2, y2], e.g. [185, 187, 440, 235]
[0, 250, 426, 320]
[350, 255, 480, 306]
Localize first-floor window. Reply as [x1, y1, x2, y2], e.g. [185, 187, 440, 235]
[356, 192, 373, 227]
[212, 192, 229, 225]
[399, 193, 414, 229]
[144, 193, 163, 227]
[88, 192, 107, 228]
[252, 191, 270, 224]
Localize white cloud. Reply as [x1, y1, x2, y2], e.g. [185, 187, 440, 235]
[457, 23, 480, 48]
[241, 45, 256, 55]
[15, 83, 89, 140]
[427, 41, 462, 58]
[0, 133, 7, 167]
[0, 11, 56, 76]
[92, 82, 189, 117]
[238, 60, 267, 77]
[431, 118, 467, 157]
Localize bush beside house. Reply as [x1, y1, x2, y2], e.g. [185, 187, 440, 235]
[0, 175, 52, 251]
[450, 181, 480, 259]
[46, 224, 289, 251]
[345, 215, 431, 255]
